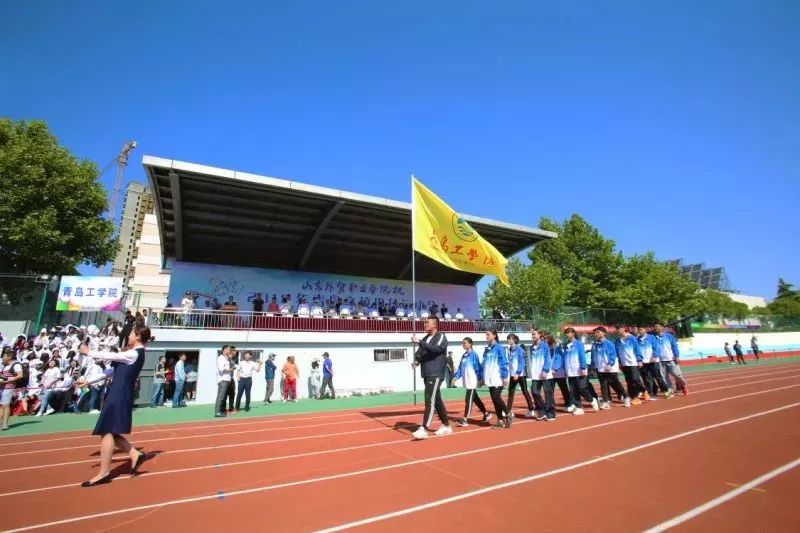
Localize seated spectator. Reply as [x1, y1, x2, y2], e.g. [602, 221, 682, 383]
[297, 299, 311, 317]
[310, 301, 324, 317]
[455, 308, 465, 320]
[340, 303, 352, 317]
[395, 306, 406, 318]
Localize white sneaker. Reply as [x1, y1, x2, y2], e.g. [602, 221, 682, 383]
[411, 426, 428, 440]
[591, 398, 599, 412]
[623, 397, 632, 408]
[573, 408, 585, 416]
[282, 399, 287, 403]
[434, 425, 453, 436]
[600, 402, 611, 410]
[45, 407, 55, 416]
[526, 409, 535, 418]
[566, 405, 576, 413]
[35, 412, 43, 417]
[89, 410, 100, 414]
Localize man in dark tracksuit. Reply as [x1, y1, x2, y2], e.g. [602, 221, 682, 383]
[411, 316, 452, 440]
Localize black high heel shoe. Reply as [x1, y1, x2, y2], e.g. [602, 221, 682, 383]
[81, 474, 112, 488]
[130, 452, 146, 476]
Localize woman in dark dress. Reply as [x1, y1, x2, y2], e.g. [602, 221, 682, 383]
[78, 324, 150, 487]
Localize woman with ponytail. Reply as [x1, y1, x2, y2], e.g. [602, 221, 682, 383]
[78, 324, 150, 487]
[482, 329, 510, 429]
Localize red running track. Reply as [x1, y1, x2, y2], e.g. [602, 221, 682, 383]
[1, 361, 798, 532]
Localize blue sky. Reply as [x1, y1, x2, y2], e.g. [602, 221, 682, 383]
[2, 1, 798, 299]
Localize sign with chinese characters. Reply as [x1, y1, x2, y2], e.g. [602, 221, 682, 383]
[167, 262, 479, 318]
[56, 276, 124, 311]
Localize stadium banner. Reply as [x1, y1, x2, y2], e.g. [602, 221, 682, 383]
[167, 261, 479, 318]
[56, 276, 124, 311]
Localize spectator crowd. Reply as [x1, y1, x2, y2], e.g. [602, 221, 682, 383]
[0, 311, 148, 430]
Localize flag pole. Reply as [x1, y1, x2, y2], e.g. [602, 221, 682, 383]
[411, 174, 417, 406]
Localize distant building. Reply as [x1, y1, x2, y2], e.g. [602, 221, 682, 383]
[125, 213, 170, 310]
[111, 182, 154, 286]
[666, 259, 733, 292]
[726, 293, 767, 310]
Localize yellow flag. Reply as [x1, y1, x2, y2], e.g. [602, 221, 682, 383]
[412, 177, 509, 286]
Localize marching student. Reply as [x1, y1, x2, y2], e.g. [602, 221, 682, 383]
[654, 324, 689, 395]
[505, 334, 535, 418]
[451, 337, 491, 427]
[482, 329, 510, 428]
[545, 333, 571, 412]
[591, 327, 629, 409]
[733, 340, 747, 365]
[615, 326, 648, 403]
[724, 342, 735, 365]
[529, 329, 555, 421]
[562, 327, 598, 415]
[411, 316, 452, 440]
[636, 326, 672, 399]
[77, 324, 149, 487]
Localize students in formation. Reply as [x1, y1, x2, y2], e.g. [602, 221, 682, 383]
[424, 324, 692, 439]
[504, 333, 536, 419]
[451, 337, 492, 427]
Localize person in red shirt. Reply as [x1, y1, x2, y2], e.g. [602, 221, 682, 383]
[282, 356, 299, 402]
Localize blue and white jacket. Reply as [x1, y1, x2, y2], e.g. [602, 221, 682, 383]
[591, 338, 619, 372]
[637, 334, 659, 363]
[529, 340, 552, 379]
[562, 340, 587, 377]
[654, 332, 680, 362]
[452, 349, 482, 390]
[482, 342, 509, 387]
[615, 335, 642, 367]
[550, 344, 566, 379]
[508, 344, 526, 377]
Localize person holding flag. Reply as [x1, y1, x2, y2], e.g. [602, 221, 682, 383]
[411, 316, 452, 440]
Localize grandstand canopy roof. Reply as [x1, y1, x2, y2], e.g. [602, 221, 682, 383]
[142, 156, 557, 285]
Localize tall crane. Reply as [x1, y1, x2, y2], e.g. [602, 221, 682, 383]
[109, 140, 137, 225]
[101, 140, 136, 275]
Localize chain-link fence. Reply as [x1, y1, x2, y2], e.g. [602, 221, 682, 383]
[0, 274, 61, 335]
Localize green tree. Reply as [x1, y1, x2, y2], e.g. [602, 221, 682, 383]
[481, 258, 570, 319]
[613, 253, 704, 324]
[776, 278, 798, 300]
[696, 289, 750, 320]
[0, 119, 117, 274]
[530, 214, 623, 309]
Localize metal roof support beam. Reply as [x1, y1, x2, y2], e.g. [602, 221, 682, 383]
[298, 201, 344, 269]
[169, 171, 184, 260]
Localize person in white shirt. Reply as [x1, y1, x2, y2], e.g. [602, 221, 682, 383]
[215, 345, 234, 417]
[36, 359, 62, 417]
[234, 351, 261, 412]
[180, 292, 195, 326]
[454, 309, 465, 320]
[83, 360, 107, 413]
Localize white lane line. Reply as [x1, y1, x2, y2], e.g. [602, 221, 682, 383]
[2, 374, 797, 476]
[11, 401, 798, 533]
[313, 404, 800, 533]
[3, 363, 792, 453]
[644, 457, 800, 532]
[1, 380, 797, 504]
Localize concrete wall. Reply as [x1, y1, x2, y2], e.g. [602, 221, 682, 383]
[681, 331, 800, 358]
